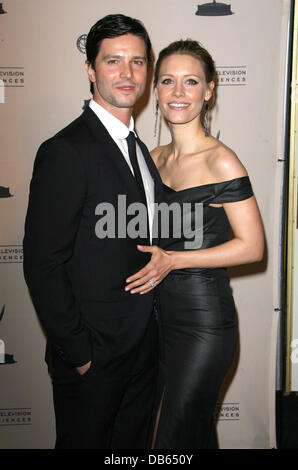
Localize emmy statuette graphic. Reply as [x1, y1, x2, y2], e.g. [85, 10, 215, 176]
[196, 0, 233, 16]
[0, 186, 13, 198]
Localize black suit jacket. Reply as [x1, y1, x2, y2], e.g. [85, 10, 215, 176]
[23, 106, 163, 373]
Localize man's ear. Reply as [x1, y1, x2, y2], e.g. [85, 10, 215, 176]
[85, 60, 96, 83]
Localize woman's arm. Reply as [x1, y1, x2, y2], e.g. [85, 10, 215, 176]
[173, 195, 264, 269]
[125, 195, 264, 294]
[125, 146, 264, 294]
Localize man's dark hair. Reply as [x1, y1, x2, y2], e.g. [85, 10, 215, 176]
[86, 14, 152, 94]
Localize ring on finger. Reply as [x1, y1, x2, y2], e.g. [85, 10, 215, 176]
[148, 279, 155, 288]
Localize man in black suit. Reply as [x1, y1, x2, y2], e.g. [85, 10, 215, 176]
[23, 14, 163, 449]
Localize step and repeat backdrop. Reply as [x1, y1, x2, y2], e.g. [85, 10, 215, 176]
[0, 0, 291, 448]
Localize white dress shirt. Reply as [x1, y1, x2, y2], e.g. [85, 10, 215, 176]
[89, 99, 155, 243]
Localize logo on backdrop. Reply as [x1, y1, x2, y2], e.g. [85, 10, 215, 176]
[196, 1, 233, 16]
[0, 3, 7, 14]
[0, 186, 13, 197]
[216, 66, 247, 86]
[0, 67, 25, 87]
[77, 34, 87, 54]
[0, 408, 32, 426]
[0, 246, 23, 263]
[0, 305, 17, 365]
[214, 402, 240, 421]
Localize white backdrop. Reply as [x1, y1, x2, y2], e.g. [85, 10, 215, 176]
[0, 0, 291, 448]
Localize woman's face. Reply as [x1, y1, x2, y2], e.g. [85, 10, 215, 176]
[155, 53, 214, 126]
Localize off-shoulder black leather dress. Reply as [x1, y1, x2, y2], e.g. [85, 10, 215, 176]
[154, 177, 253, 449]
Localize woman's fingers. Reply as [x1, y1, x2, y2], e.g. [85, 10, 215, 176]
[125, 273, 157, 292]
[130, 278, 158, 294]
[124, 245, 173, 294]
[125, 266, 149, 284]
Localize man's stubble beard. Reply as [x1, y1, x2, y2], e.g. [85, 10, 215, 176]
[95, 79, 146, 110]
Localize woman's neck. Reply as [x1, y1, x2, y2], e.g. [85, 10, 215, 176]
[169, 119, 207, 158]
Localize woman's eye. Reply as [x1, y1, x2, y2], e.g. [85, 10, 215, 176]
[161, 78, 172, 85]
[187, 79, 198, 85]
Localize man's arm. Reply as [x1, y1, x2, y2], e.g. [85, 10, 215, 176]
[23, 137, 91, 368]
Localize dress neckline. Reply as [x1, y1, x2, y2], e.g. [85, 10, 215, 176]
[162, 176, 249, 194]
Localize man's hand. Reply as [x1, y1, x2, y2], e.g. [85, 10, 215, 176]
[76, 360, 92, 376]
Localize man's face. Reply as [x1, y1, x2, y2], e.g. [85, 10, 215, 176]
[86, 33, 148, 117]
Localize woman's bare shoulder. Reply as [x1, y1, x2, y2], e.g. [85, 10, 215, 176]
[208, 140, 248, 181]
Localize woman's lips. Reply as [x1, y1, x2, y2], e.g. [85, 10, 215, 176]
[168, 103, 190, 109]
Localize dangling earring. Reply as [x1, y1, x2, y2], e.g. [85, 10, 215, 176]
[154, 101, 159, 137]
[203, 102, 209, 137]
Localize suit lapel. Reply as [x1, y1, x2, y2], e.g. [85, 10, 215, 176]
[82, 107, 141, 199]
[82, 107, 164, 245]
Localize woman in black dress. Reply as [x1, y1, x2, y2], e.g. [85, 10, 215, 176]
[125, 39, 264, 449]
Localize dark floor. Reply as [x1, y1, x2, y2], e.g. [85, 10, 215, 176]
[276, 391, 298, 448]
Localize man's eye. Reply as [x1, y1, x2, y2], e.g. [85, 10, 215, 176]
[107, 60, 119, 65]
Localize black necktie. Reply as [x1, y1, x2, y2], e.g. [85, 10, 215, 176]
[126, 132, 147, 207]
[126, 131, 149, 239]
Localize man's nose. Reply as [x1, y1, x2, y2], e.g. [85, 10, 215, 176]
[120, 61, 133, 79]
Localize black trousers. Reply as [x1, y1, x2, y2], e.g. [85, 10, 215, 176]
[53, 363, 157, 449]
[51, 311, 159, 449]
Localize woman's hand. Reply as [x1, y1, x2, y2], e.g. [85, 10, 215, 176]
[125, 245, 174, 294]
